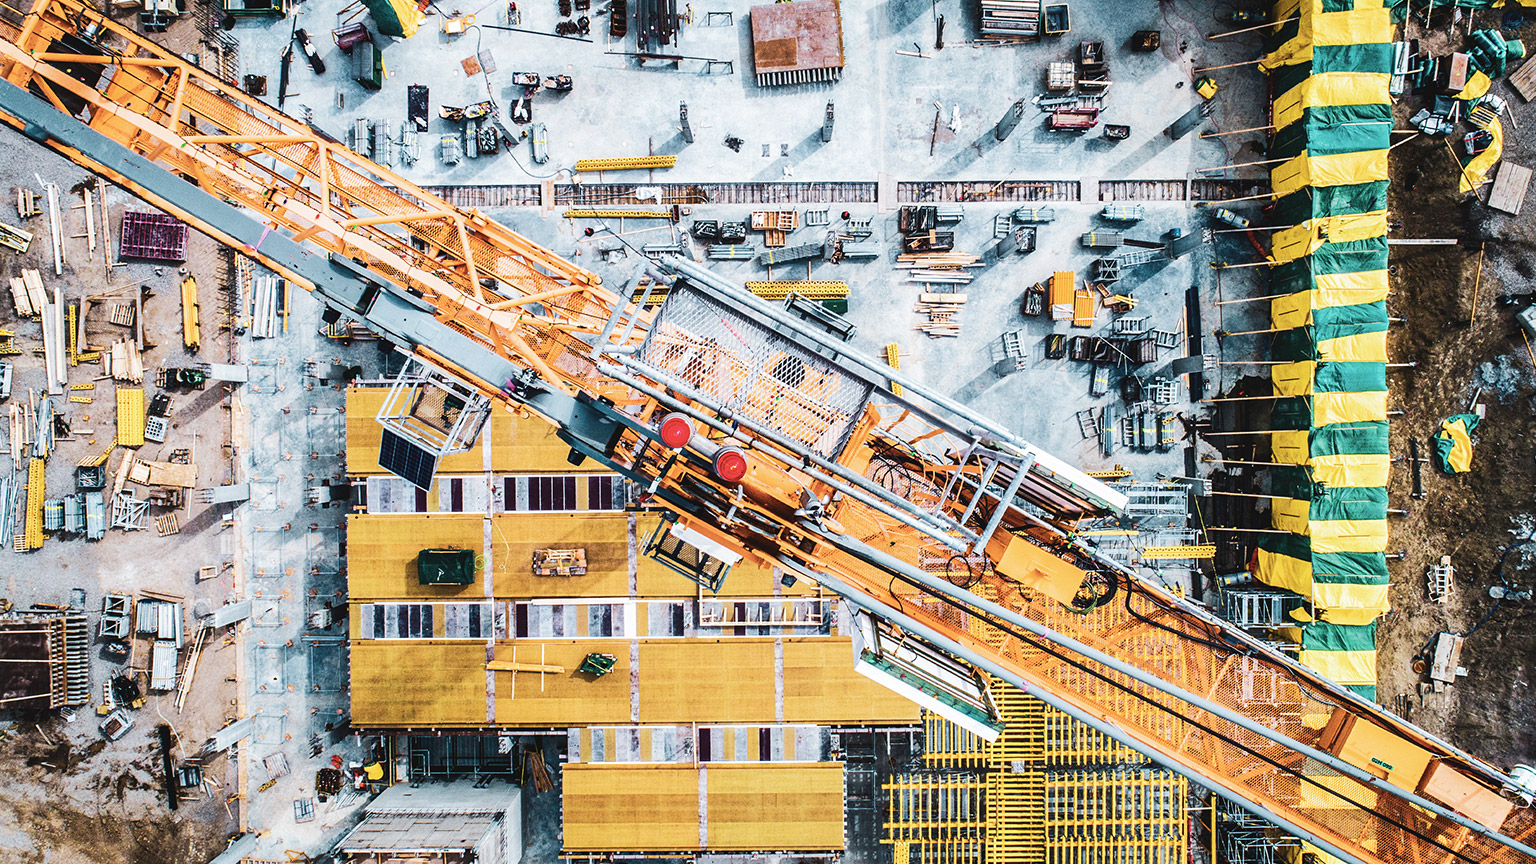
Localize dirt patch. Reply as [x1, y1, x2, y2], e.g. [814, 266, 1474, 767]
[1378, 114, 1536, 767]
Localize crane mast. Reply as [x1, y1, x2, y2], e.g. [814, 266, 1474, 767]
[0, 2, 1533, 863]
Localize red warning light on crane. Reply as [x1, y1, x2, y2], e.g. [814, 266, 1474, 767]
[712, 447, 748, 483]
[659, 413, 694, 448]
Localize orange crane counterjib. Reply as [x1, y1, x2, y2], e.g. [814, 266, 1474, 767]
[0, 3, 1533, 864]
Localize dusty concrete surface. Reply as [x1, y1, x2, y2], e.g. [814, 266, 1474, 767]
[0, 135, 239, 860]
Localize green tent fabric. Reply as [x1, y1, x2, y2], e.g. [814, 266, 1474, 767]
[362, 0, 424, 37]
[1254, 0, 1392, 631]
[1433, 414, 1480, 474]
[1260, 534, 1392, 584]
[1467, 30, 1525, 78]
[1271, 104, 1395, 161]
[1272, 322, 1390, 361]
[1271, 180, 1389, 225]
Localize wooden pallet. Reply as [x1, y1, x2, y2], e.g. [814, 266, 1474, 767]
[1488, 162, 1532, 216]
[1510, 55, 1536, 102]
[155, 513, 181, 537]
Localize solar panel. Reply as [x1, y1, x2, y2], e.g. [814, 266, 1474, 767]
[378, 429, 438, 491]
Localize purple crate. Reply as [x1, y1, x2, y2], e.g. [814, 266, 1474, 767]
[119, 211, 189, 261]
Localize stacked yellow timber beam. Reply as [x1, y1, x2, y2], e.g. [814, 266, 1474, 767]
[180, 275, 200, 351]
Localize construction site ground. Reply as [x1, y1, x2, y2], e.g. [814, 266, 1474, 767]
[7, 0, 1536, 862]
[0, 144, 240, 861]
[1366, 20, 1536, 768]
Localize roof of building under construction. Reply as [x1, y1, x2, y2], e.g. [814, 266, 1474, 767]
[749, 0, 846, 84]
[345, 388, 919, 730]
[562, 763, 846, 852]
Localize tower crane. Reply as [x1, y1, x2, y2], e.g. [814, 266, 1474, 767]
[0, 2, 1532, 862]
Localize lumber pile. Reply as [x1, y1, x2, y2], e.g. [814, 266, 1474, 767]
[8, 401, 34, 465]
[897, 252, 981, 285]
[8, 269, 44, 318]
[104, 339, 144, 383]
[914, 291, 966, 338]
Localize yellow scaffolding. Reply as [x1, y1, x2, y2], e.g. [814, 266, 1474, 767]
[889, 690, 1187, 864]
[882, 774, 987, 864]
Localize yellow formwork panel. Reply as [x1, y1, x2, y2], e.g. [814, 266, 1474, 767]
[491, 512, 631, 598]
[485, 407, 613, 474]
[115, 388, 145, 447]
[345, 388, 482, 475]
[639, 640, 776, 723]
[782, 640, 922, 724]
[349, 641, 489, 726]
[347, 513, 485, 600]
[494, 641, 633, 725]
[347, 387, 611, 475]
[562, 764, 700, 851]
[707, 763, 846, 850]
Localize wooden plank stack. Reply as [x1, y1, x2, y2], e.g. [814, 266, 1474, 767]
[105, 338, 144, 383]
[915, 292, 966, 338]
[897, 252, 981, 285]
[8, 269, 44, 318]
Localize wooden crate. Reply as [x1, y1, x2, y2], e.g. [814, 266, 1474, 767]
[1488, 161, 1531, 216]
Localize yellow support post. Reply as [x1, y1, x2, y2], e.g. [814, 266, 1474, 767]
[572, 155, 677, 172]
[22, 457, 44, 550]
[1141, 544, 1217, 560]
[65, 301, 78, 365]
[743, 280, 849, 300]
[883, 343, 905, 398]
[562, 209, 675, 220]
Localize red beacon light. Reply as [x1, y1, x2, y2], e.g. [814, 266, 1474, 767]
[712, 446, 748, 483]
[658, 412, 694, 449]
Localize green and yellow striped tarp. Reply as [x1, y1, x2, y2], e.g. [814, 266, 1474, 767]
[1250, 0, 1390, 689]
